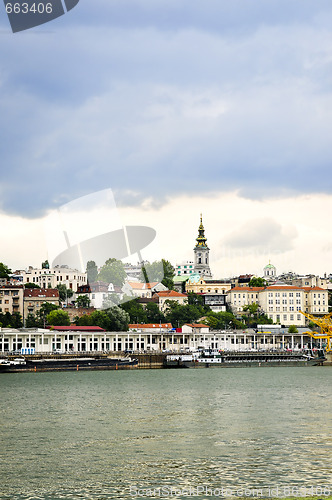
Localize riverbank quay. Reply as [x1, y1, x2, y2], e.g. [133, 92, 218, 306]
[0, 350, 329, 372]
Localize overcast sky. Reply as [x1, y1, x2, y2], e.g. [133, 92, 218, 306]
[1, 1, 332, 277]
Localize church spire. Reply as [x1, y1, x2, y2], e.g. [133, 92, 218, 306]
[195, 214, 208, 249]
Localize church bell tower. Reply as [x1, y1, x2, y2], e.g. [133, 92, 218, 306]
[193, 214, 212, 278]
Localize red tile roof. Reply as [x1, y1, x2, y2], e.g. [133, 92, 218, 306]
[50, 326, 105, 332]
[154, 290, 186, 298]
[24, 288, 59, 298]
[128, 282, 159, 290]
[230, 287, 264, 292]
[184, 323, 209, 328]
[301, 286, 326, 291]
[265, 285, 302, 290]
[129, 323, 172, 329]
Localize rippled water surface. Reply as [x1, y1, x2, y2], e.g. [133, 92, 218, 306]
[0, 367, 331, 499]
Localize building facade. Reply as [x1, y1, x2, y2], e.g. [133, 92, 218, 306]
[0, 285, 24, 315]
[175, 261, 195, 277]
[0, 326, 319, 354]
[24, 288, 60, 318]
[18, 266, 87, 292]
[228, 283, 329, 326]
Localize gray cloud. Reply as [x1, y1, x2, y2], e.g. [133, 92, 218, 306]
[223, 218, 298, 255]
[1, 1, 332, 217]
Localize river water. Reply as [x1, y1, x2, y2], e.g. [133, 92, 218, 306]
[0, 367, 331, 500]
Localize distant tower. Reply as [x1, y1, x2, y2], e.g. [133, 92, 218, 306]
[264, 261, 276, 280]
[193, 214, 212, 278]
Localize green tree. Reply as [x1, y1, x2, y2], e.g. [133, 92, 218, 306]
[146, 302, 165, 323]
[47, 310, 71, 326]
[120, 298, 147, 324]
[243, 303, 259, 318]
[249, 277, 267, 287]
[288, 324, 298, 333]
[86, 260, 98, 283]
[97, 258, 126, 286]
[0, 263, 12, 279]
[164, 301, 204, 328]
[56, 284, 74, 303]
[26, 313, 39, 328]
[102, 293, 120, 309]
[76, 295, 91, 308]
[24, 283, 41, 289]
[187, 292, 205, 308]
[10, 312, 23, 328]
[106, 306, 129, 331]
[76, 307, 129, 331]
[204, 311, 244, 330]
[140, 259, 175, 289]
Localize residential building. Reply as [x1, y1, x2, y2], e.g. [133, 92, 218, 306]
[186, 273, 232, 295]
[153, 290, 187, 312]
[0, 285, 24, 315]
[23, 288, 60, 318]
[228, 283, 329, 326]
[76, 281, 123, 309]
[122, 281, 167, 299]
[17, 265, 87, 292]
[175, 260, 195, 276]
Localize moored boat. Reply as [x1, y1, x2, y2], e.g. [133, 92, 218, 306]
[0, 356, 138, 372]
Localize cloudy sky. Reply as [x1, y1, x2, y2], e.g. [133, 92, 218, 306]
[1, 0, 332, 277]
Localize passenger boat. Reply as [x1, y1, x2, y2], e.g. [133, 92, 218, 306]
[164, 349, 325, 368]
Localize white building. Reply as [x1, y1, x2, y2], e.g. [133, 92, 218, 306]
[122, 281, 167, 299]
[228, 283, 329, 326]
[0, 325, 318, 354]
[175, 261, 195, 277]
[18, 266, 87, 292]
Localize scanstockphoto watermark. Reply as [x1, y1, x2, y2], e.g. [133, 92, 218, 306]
[129, 485, 331, 498]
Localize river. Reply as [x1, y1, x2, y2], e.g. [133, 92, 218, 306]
[0, 367, 331, 499]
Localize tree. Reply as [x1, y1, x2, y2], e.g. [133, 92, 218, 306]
[120, 298, 147, 324]
[106, 306, 129, 331]
[102, 293, 121, 309]
[0, 263, 12, 279]
[86, 260, 98, 283]
[164, 301, 204, 328]
[288, 325, 298, 333]
[26, 313, 39, 328]
[76, 295, 91, 308]
[204, 311, 245, 330]
[24, 283, 41, 289]
[10, 312, 23, 328]
[140, 259, 175, 289]
[241, 303, 272, 328]
[76, 307, 129, 331]
[146, 302, 165, 323]
[249, 277, 267, 287]
[243, 303, 259, 318]
[97, 258, 126, 287]
[187, 292, 205, 308]
[56, 284, 74, 303]
[47, 310, 71, 326]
